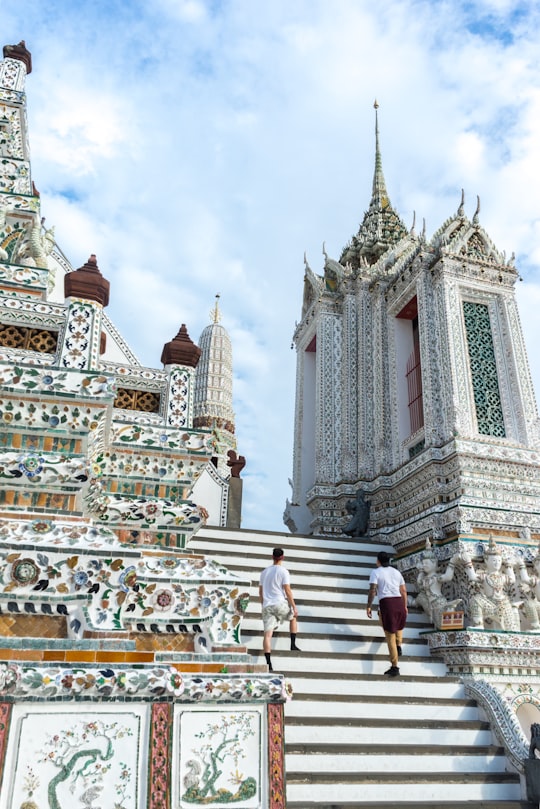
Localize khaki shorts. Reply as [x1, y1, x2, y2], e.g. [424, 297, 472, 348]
[262, 601, 293, 631]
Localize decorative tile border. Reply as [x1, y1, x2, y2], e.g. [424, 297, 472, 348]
[426, 627, 540, 675]
[0, 517, 124, 549]
[465, 679, 529, 773]
[0, 702, 11, 795]
[268, 702, 286, 809]
[148, 702, 172, 809]
[110, 421, 215, 455]
[0, 360, 115, 397]
[0, 664, 288, 703]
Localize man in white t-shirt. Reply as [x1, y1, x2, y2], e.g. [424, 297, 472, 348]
[259, 547, 300, 671]
[367, 551, 408, 677]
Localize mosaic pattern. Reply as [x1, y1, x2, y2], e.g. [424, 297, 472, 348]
[0, 526, 250, 642]
[465, 679, 530, 773]
[93, 448, 207, 489]
[60, 301, 103, 371]
[0, 397, 108, 434]
[85, 484, 208, 533]
[99, 360, 167, 386]
[0, 450, 89, 488]
[0, 665, 286, 703]
[0, 360, 115, 397]
[0, 518, 124, 549]
[426, 627, 540, 673]
[463, 301, 505, 437]
[0, 57, 27, 92]
[0, 263, 47, 289]
[110, 421, 214, 454]
[0, 102, 23, 160]
[166, 367, 194, 429]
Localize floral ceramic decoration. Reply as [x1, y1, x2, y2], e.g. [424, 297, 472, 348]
[0, 665, 286, 703]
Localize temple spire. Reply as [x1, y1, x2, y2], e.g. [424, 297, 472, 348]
[211, 294, 221, 324]
[371, 100, 389, 211]
[340, 102, 408, 269]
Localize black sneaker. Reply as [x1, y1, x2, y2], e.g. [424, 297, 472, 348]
[397, 645, 402, 657]
[290, 644, 301, 652]
[384, 666, 400, 677]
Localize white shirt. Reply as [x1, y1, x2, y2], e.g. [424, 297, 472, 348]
[259, 564, 290, 607]
[369, 565, 404, 600]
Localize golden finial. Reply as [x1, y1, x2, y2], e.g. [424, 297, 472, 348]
[210, 294, 221, 324]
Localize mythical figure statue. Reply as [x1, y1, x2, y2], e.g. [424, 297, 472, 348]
[409, 538, 462, 629]
[516, 543, 540, 631]
[227, 449, 246, 478]
[462, 536, 521, 631]
[16, 214, 55, 268]
[343, 490, 370, 538]
[530, 724, 540, 759]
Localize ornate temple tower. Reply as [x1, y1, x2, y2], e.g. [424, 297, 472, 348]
[0, 43, 284, 809]
[286, 103, 540, 555]
[193, 295, 237, 477]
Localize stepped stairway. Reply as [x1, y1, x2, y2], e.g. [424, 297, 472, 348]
[191, 526, 534, 809]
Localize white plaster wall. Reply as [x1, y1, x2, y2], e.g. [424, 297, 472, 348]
[191, 464, 228, 526]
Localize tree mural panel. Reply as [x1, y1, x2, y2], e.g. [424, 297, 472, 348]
[0, 707, 145, 809]
[176, 708, 262, 808]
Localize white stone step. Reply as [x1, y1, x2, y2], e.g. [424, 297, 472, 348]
[190, 529, 527, 808]
[245, 636, 432, 658]
[285, 781, 522, 803]
[286, 751, 508, 773]
[242, 618, 430, 657]
[285, 699, 479, 721]
[197, 527, 391, 555]
[284, 724, 494, 746]
[257, 652, 449, 676]
[287, 675, 466, 699]
[242, 592, 430, 621]
[194, 540, 383, 567]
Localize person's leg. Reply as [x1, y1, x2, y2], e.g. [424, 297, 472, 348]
[263, 629, 274, 670]
[263, 629, 273, 654]
[384, 630, 399, 668]
[289, 616, 301, 650]
[396, 628, 403, 656]
[262, 606, 277, 671]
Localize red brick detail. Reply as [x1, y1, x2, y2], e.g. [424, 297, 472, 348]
[148, 702, 172, 809]
[0, 702, 12, 794]
[268, 702, 286, 809]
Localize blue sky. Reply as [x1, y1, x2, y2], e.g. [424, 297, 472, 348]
[3, 0, 540, 531]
